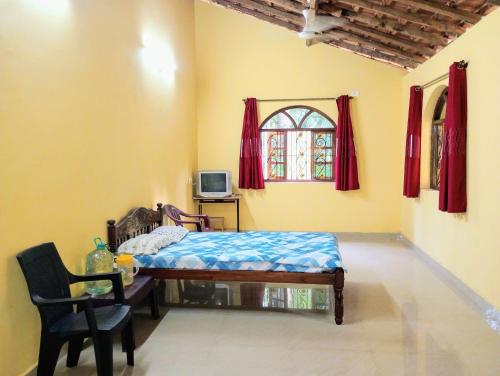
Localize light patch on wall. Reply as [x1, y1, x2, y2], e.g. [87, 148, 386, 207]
[140, 31, 177, 83]
[27, 0, 70, 16]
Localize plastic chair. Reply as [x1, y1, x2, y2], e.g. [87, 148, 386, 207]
[16, 242, 134, 376]
[164, 204, 211, 232]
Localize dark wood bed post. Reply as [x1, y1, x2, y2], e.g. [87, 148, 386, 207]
[334, 268, 344, 325]
[107, 219, 117, 253]
[157, 203, 164, 226]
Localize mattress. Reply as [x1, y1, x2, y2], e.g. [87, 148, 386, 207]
[134, 231, 343, 273]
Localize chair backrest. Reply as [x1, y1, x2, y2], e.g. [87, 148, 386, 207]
[16, 243, 73, 327]
[164, 204, 183, 226]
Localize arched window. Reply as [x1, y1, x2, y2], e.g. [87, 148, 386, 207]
[260, 106, 336, 181]
[430, 88, 447, 190]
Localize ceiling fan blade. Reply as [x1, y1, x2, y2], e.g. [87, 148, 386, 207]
[302, 9, 346, 33]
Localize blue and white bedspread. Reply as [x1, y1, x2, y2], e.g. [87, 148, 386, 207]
[134, 231, 343, 273]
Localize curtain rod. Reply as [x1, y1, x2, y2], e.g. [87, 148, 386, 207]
[417, 60, 468, 91]
[242, 96, 353, 103]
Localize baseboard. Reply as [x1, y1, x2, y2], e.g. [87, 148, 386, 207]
[399, 236, 500, 334]
[334, 232, 401, 241]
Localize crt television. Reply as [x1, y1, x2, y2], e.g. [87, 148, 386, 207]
[196, 170, 232, 197]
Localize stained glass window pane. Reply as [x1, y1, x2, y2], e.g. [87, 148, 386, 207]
[262, 131, 286, 180]
[430, 124, 444, 190]
[287, 131, 311, 180]
[430, 88, 447, 190]
[439, 101, 447, 120]
[312, 132, 334, 180]
[261, 113, 294, 129]
[301, 111, 335, 129]
[285, 108, 309, 126]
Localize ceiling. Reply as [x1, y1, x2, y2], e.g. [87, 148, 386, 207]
[202, 0, 498, 69]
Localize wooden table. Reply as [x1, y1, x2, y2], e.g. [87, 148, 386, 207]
[86, 275, 159, 319]
[193, 194, 241, 232]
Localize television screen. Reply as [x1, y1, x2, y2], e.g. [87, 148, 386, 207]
[201, 173, 227, 193]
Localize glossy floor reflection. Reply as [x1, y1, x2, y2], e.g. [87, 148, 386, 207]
[50, 237, 500, 376]
[160, 279, 331, 312]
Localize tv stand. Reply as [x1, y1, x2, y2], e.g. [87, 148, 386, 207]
[193, 194, 241, 232]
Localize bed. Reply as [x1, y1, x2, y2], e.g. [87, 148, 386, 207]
[107, 203, 345, 324]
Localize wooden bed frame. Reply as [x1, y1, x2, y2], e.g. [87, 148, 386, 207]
[107, 203, 345, 324]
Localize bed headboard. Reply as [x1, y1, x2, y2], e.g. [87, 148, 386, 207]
[107, 203, 164, 252]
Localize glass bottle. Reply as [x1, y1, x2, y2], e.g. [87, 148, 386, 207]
[85, 237, 114, 295]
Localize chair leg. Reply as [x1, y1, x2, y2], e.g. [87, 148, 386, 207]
[37, 334, 63, 376]
[149, 286, 160, 319]
[95, 335, 114, 376]
[121, 319, 135, 366]
[66, 337, 84, 368]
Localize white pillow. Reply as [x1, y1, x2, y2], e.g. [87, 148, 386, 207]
[117, 233, 170, 255]
[151, 225, 189, 243]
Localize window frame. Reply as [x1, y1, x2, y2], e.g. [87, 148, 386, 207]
[260, 105, 336, 183]
[430, 88, 448, 190]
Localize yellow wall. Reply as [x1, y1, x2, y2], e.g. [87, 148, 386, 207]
[1, 1, 498, 373]
[0, 1, 197, 374]
[194, 1, 405, 232]
[400, 9, 500, 309]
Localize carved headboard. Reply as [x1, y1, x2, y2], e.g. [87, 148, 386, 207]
[107, 203, 164, 252]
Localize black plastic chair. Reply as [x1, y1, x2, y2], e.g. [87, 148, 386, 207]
[16, 243, 135, 376]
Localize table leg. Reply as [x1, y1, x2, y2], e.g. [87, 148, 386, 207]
[149, 286, 160, 320]
[236, 199, 240, 232]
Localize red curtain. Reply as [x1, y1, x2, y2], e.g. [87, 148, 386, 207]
[238, 98, 265, 189]
[403, 86, 423, 198]
[439, 62, 467, 213]
[335, 95, 359, 190]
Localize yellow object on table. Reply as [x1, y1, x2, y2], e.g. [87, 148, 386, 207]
[116, 254, 137, 287]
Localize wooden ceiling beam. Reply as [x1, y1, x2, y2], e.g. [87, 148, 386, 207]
[209, 0, 301, 30]
[327, 39, 417, 69]
[340, 21, 436, 56]
[393, 0, 481, 24]
[320, 3, 449, 46]
[266, 0, 304, 14]
[308, 0, 319, 10]
[325, 29, 426, 63]
[337, 0, 465, 33]
[234, 0, 305, 24]
[271, 0, 343, 17]
[347, 13, 449, 46]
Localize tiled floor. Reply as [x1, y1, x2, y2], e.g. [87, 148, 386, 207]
[51, 237, 500, 375]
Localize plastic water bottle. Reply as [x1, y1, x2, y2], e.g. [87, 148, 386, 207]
[85, 237, 114, 295]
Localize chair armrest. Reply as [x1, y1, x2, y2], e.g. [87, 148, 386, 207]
[69, 271, 125, 304]
[183, 214, 211, 228]
[32, 294, 92, 307]
[34, 294, 100, 334]
[175, 219, 205, 232]
[182, 213, 208, 220]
